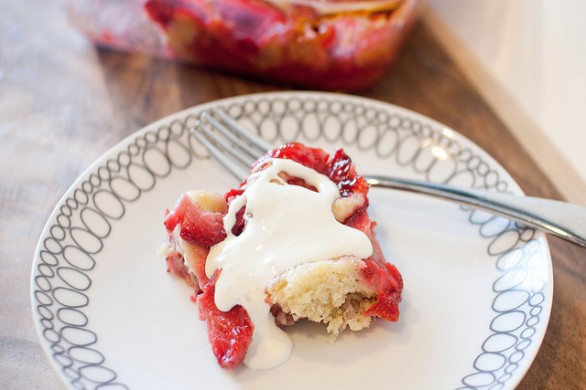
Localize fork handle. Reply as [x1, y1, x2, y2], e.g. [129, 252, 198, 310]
[366, 175, 586, 248]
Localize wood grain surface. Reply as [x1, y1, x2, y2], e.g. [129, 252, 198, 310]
[1, 1, 584, 389]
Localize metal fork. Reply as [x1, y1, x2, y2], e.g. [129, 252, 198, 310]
[191, 107, 586, 248]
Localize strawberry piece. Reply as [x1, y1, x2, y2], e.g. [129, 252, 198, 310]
[344, 208, 372, 235]
[225, 188, 245, 203]
[360, 260, 403, 321]
[365, 291, 401, 322]
[327, 148, 369, 201]
[262, 142, 330, 175]
[164, 194, 227, 247]
[197, 275, 254, 368]
[231, 206, 246, 236]
[180, 206, 226, 246]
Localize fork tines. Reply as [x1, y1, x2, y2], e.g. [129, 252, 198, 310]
[190, 108, 271, 181]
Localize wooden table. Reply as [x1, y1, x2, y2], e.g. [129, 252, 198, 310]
[1, 2, 584, 389]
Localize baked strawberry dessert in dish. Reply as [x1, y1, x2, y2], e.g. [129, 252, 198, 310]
[161, 142, 403, 369]
[143, 0, 420, 90]
[69, 0, 420, 90]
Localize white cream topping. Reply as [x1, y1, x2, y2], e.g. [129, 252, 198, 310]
[205, 158, 373, 369]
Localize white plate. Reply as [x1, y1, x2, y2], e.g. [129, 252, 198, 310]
[31, 92, 552, 390]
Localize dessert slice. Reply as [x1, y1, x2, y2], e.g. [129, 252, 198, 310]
[161, 142, 403, 369]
